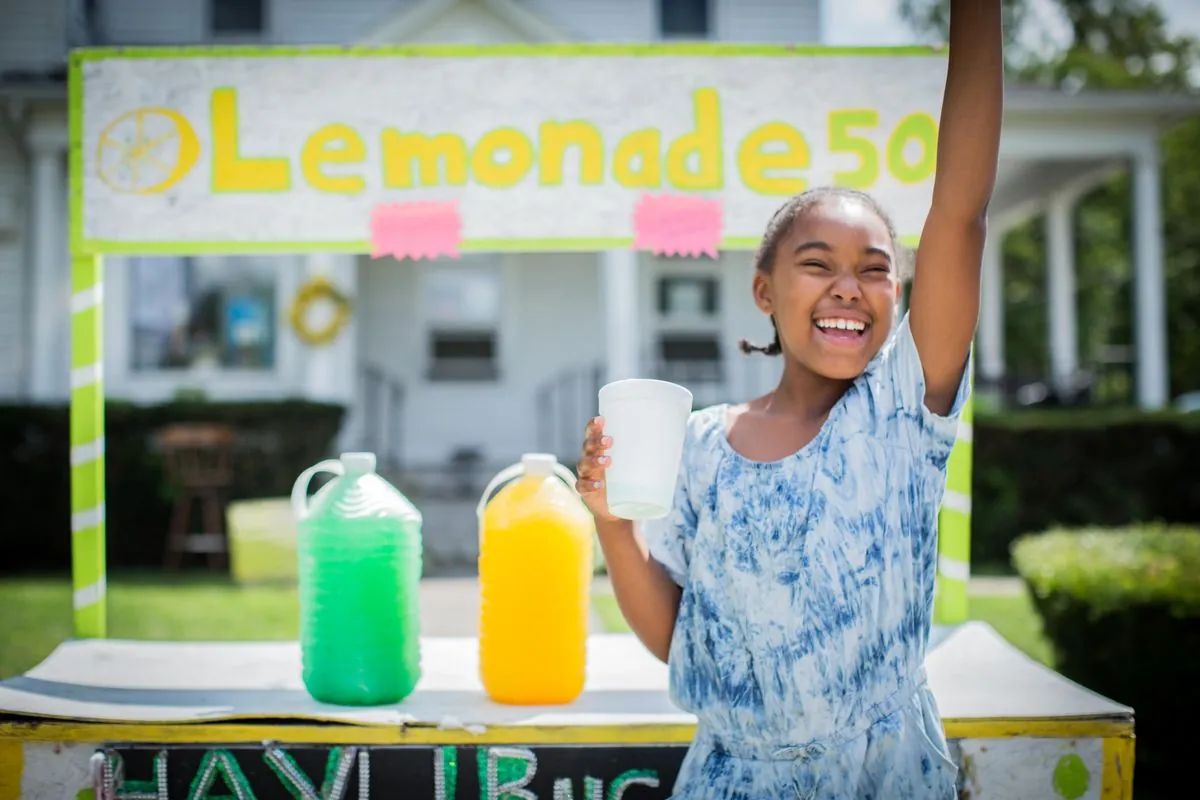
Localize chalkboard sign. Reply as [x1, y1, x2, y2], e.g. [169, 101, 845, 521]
[99, 743, 687, 799]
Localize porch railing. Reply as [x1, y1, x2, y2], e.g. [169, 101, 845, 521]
[535, 363, 605, 462]
[359, 363, 405, 473]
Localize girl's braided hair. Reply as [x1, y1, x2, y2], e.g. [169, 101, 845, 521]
[738, 187, 914, 356]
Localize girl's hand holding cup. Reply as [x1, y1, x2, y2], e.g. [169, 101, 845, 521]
[576, 417, 619, 524]
[581, 379, 694, 523]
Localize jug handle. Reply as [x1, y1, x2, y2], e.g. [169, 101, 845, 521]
[475, 463, 525, 523]
[291, 459, 344, 521]
[474, 462, 580, 522]
[551, 463, 579, 494]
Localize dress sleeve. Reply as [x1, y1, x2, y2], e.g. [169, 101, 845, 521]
[875, 313, 973, 455]
[641, 420, 700, 587]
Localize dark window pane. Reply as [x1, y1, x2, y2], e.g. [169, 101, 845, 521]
[428, 331, 499, 381]
[212, 0, 264, 34]
[660, 335, 721, 362]
[656, 334, 723, 383]
[660, 0, 709, 37]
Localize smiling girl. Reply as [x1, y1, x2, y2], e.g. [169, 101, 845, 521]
[575, 1, 1003, 796]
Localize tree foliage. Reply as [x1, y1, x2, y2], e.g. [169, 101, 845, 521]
[901, 0, 1200, 403]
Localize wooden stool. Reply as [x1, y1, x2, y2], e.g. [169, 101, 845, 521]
[157, 423, 236, 571]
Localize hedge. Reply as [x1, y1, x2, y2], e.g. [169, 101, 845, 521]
[3, 405, 1197, 573]
[0, 401, 345, 571]
[1012, 525, 1200, 794]
[971, 409, 1200, 567]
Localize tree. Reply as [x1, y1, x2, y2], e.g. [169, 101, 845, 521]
[901, 0, 1200, 403]
[899, 0, 1031, 69]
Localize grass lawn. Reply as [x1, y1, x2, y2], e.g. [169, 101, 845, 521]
[0, 573, 302, 680]
[592, 587, 1055, 667]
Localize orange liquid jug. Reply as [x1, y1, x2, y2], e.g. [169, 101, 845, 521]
[477, 453, 594, 705]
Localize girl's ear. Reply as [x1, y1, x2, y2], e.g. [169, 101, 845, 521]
[752, 270, 773, 315]
[893, 279, 904, 304]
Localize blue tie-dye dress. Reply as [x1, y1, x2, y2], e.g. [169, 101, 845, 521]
[644, 315, 970, 799]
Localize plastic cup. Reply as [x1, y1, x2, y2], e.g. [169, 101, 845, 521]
[598, 378, 694, 520]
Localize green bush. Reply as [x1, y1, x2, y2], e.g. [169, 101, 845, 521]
[1012, 525, 1200, 793]
[0, 401, 345, 572]
[972, 410, 1200, 568]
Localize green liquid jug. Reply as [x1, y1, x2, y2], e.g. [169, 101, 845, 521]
[291, 452, 423, 705]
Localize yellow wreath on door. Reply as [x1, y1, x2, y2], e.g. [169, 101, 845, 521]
[289, 276, 352, 347]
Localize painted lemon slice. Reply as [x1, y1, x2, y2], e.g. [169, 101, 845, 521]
[96, 107, 200, 195]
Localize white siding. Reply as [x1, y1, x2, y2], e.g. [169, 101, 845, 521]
[270, 0, 417, 44]
[523, 0, 821, 44]
[0, 0, 67, 71]
[359, 252, 603, 466]
[404, 3, 538, 44]
[97, 0, 415, 45]
[97, 0, 207, 45]
[714, 0, 821, 43]
[521, 0, 655, 42]
[0, 134, 27, 399]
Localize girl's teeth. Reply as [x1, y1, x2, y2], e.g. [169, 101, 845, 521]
[817, 319, 865, 331]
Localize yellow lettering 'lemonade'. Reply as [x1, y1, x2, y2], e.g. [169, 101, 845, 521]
[477, 454, 595, 705]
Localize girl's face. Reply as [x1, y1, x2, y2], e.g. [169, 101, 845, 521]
[753, 196, 902, 381]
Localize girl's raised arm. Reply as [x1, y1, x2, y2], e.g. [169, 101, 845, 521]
[909, 0, 1004, 416]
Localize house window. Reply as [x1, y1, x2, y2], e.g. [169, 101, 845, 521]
[129, 256, 277, 372]
[655, 333, 723, 383]
[424, 264, 501, 382]
[658, 275, 719, 317]
[659, 0, 710, 39]
[211, 0, 265, 36]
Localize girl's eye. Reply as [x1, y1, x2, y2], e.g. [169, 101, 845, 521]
[801, 260, 830, 270]
[863, 265, 890, 273]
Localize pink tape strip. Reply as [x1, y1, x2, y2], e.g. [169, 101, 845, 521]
[632, 193, 723, 258]
[370, 201, 462, 261]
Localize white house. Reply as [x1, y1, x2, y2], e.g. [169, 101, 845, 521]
[2, 0, 1198, 485]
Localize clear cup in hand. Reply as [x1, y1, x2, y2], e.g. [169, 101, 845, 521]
[596, 378, 692, 520]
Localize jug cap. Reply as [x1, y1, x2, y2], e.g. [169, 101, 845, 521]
[340, 452, 377, 473]
[521, 453, 558, 475]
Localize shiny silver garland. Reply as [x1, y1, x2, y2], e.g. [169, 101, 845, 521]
[262, 744, 362, 800]
[433, 747, 457, 800]
[185, 749, 256, 800]
[93, 749, 169, 800]
[478, 746, 537, 800]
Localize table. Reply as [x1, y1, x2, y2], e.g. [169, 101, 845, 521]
[0, 623, 1134, 799]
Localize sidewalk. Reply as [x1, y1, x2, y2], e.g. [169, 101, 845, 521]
[969, 576, 1024, 596]
[419, 576, 608, 637]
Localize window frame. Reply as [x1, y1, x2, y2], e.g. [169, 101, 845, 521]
[419, 257, 504, 384]
[644, 256, 726, 386]
[107, 254, 304, 402]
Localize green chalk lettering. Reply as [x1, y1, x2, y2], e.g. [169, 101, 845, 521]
[478, 747, 536, 800]
[607, 769, 660, 800]
[434, 747, 458, 800]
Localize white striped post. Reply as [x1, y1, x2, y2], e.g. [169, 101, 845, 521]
[70, 253, 107, 638]
[934, 373, 974, 626]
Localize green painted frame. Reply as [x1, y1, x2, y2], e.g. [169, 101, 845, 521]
[66, 43, 971, 639]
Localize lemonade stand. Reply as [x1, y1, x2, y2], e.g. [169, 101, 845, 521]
[0, 45, 1134, 799]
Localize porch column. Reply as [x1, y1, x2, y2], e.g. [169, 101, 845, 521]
[301, 253, 359, 447]
[1045, 192, 1079, 396]
[602, 249, 640, 382]
[977, 226, 1005, 391]
[1132, 144, 1169, 409]
[28, 140, 67, 401]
